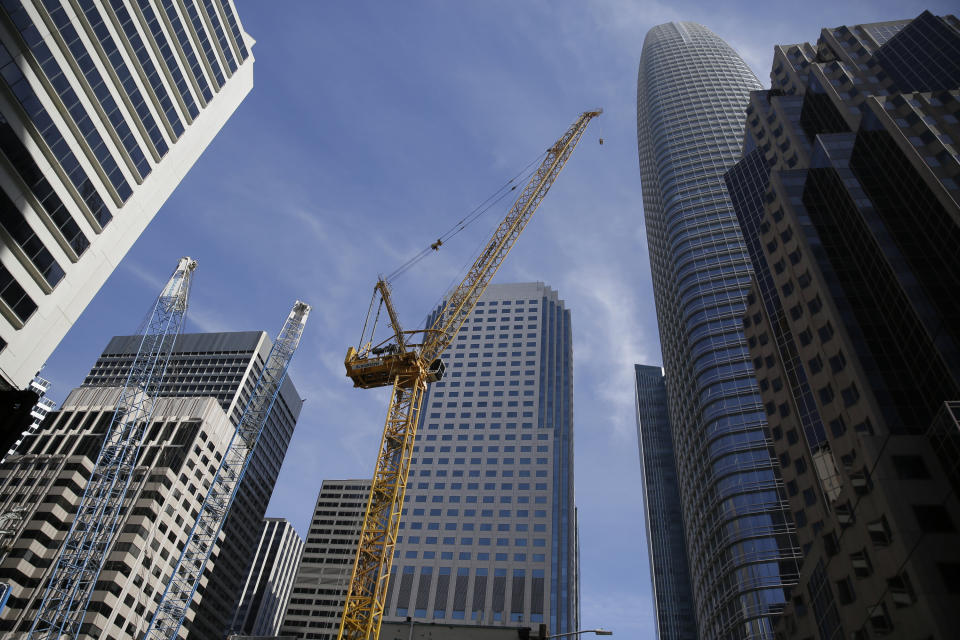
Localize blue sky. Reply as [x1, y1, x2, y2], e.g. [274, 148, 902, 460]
[40, 1, 954, 637]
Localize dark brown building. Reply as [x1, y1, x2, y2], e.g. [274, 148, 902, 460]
[724, 11, 960, 640]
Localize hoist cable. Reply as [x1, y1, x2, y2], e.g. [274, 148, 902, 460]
[384, 151, 547, 282]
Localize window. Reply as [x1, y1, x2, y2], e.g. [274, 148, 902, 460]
[851, 549, 872, 577]
[937, 563, 960, 593]
[892, 456, 930, 479]
[841, 383, 859, 407]
[867, 516, 892, 545]
[817, 322, 834, 342]
[912, 505, 956, 533]
[828, 351, 846, 372]
[887, 573, 915, 607]
[835, 576, 855, 605]
[818, 384, 835, 404]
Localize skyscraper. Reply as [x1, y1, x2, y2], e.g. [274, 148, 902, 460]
[725, 12, 960, 639]
[382, 282, 577, 634]
[634, 364, 696, 640]
[636, 22, 801, 638]
[282, 479, 372, 640]
[231, 518, 304, 637]
[0, 0, 253, 391]
[0, 387, 236, 638]
[82, 331, 303, 638]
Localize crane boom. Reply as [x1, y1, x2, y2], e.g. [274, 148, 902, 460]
[420, 110, 602, 364]
[29, 257, 197, 640]
[339, 110, 600, 640]
[143, 300, 311, 640]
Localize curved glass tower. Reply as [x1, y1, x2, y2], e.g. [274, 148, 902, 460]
[636, 22, 801, 639]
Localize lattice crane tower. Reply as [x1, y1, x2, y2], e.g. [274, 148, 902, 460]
[144, 300, 311, 640]
[29, 257, 197, 640]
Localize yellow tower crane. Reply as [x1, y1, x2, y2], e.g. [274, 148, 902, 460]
[340, 109, 601, 640]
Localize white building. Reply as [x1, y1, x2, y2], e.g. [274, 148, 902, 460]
[231, 518, 304, 637]
[0, 386, 236, 638]
[0, 0, 254, 390]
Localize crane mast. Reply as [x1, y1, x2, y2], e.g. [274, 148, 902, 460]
[29, 257, 197, 640]
[144, 300, 311, 640]
[340, 110, 601, 640]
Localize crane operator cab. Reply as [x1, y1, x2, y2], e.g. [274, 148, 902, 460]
[345, 346, 445, 389]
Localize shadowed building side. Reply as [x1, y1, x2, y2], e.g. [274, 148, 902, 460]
[634, 364, 697, 640]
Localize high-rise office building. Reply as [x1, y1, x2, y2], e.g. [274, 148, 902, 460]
[633, 364, 696, 640]
[381, 282, 577, 634]
[231, 518, 304, 637]
[0, 386, 235, 638]
[82, 331, 304, 638]
[282, 479, 372, 640]
[725, 11, 960, 639]
[636, 22, 802, 638]
[0, 0, 254, 392]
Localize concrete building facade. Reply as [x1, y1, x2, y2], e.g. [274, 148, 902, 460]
[82, 330, 304, 638]
[282, 479, 372, 640]
[636, 21, 802, 639]
[0, 0, 253, 391]
[231, 518, 304, 637]
[725, 12, 960, 639]
[382, 282, 578, 635]
[634, 364, 697, 640]
[0, 386, 234, 638]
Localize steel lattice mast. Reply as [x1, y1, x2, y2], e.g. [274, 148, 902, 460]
[339, 110, 600, 640]
[29, 257, 198, 640]
[144, 300, 311, 640]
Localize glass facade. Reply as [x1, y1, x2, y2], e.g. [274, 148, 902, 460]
[385, 282, 577, 634]
[634, 364, 697, 640]
[231, 518, 304, 637]
[636, 22, 801, 639]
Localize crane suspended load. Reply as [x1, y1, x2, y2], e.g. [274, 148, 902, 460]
[144, 300, 311, 640]
[29, 257, 197, 640]
[340, 110, 601, 640]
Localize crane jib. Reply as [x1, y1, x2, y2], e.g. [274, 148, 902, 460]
[338, 109, 600, 640]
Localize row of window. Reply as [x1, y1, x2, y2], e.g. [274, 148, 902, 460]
[396, 550, 547, 563]
[419, 428, 546, 436]
[403, 508, 547, 518]
[413, 457, 549, 465]
[414, 445, 548, 452]
[400, 537, 546, 547]
[475, 299, 539, 306]
[402, 522, 546, 533]
[405, 494, 548, 504]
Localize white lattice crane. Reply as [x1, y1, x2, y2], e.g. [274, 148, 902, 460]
[143, 300, 311, 640]
[29, 257, 197, 640]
